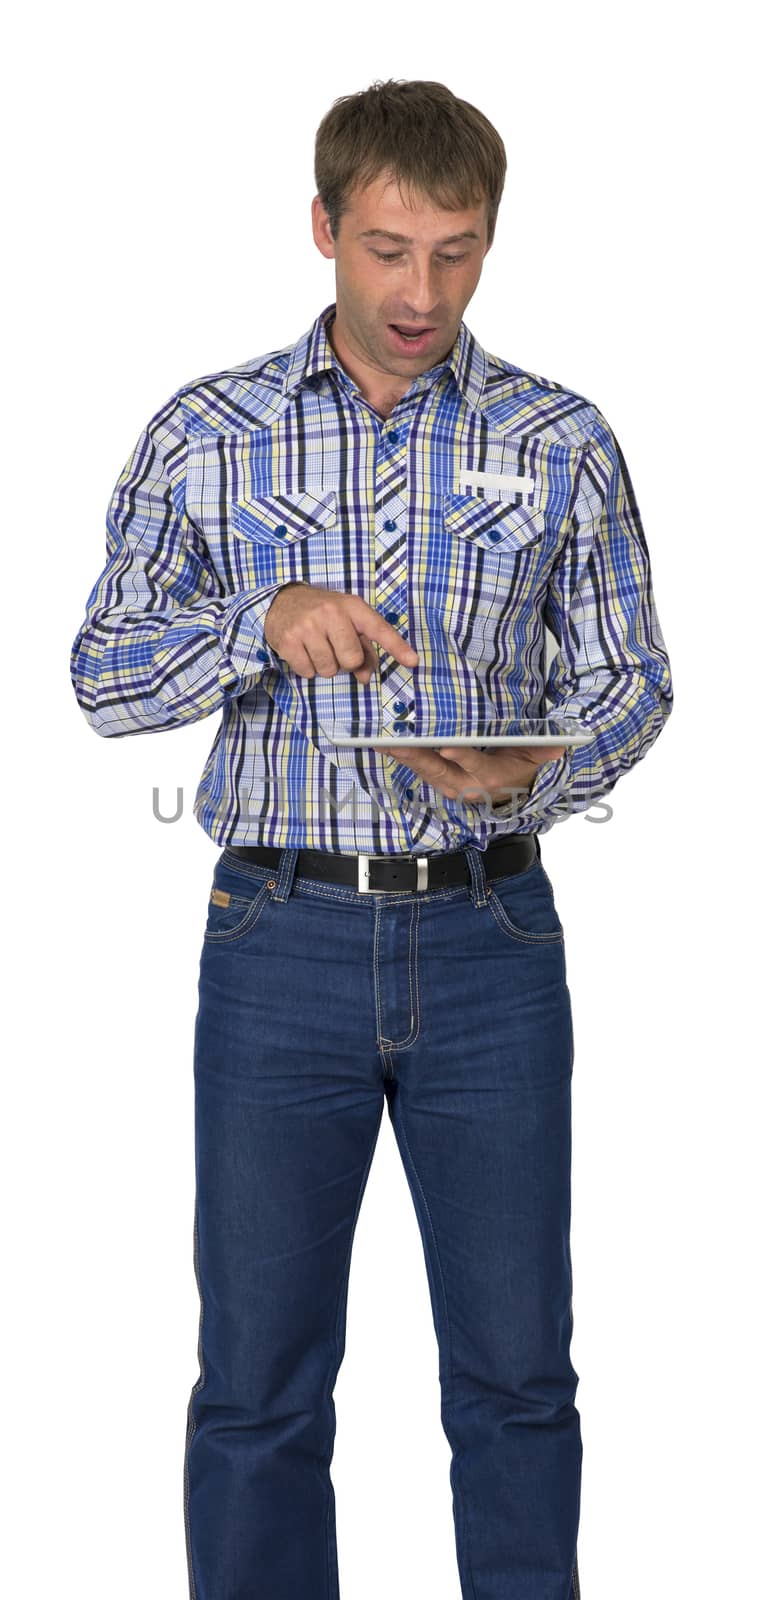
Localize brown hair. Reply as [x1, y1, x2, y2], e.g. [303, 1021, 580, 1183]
[314, 78, 506, 249]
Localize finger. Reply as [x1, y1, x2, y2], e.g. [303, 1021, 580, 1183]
[380, 745, 462, 792]
[440, 743, 564, 763]
[437, 745, 492, 777]
[436, 749, 533, 802]
[299, 622, 342, 677]
[377, 744, 438, 773]
[522, 742, 566, 764]
[362, 637, 379, 667]
[438, 745, 479, 768]
[351, 642, 377, 684]
[349, 597, 419, 665]
[352, 634, 380, 680]
[325, 616, 377, 677]
[283, 640, 320, 678]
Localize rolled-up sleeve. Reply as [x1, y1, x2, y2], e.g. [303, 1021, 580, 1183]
[510, 406, 674, 830]
[69, 392, 285, 738]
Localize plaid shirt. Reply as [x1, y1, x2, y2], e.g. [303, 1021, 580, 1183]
[70, 301, 673, 852]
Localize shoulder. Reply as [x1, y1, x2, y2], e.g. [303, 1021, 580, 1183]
[480, 345, 612, 456]
[142, 340, 296, 446]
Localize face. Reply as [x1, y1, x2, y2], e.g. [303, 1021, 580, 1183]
[311, 171, 493, 400]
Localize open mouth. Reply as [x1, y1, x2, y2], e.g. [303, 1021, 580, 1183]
[388, 324, 436, 350]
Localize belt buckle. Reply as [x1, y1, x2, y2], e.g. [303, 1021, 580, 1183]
[357, 852, 429, 894]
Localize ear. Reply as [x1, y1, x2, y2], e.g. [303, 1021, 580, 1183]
[312, 194, 336, 259]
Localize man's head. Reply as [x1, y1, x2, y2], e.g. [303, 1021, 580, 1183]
[311, 79, 506, 393]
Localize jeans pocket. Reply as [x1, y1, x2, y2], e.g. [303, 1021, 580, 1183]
[203, 877, 275, 944]
[485, 859, 565, 945]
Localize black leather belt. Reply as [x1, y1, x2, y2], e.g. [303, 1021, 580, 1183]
[223, 833, 539, 894]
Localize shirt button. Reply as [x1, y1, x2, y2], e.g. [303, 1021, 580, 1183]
[384, 520, 396, 532]
[274, 525, 287, 538]
[387, 430, 400, 443]
[393, 719, 411, 733]
[393, 700, 408, 714]
[255, 648, 269, 662]
[406, 787, 415, 799]
[385, 610, 399, 625]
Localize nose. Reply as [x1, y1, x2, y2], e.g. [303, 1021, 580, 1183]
[395, 258, 446, 316]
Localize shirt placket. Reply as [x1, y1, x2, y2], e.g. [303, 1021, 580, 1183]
[374, 419, 415, 738]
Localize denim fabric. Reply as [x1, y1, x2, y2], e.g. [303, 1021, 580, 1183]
[184, 839, 582, 1600]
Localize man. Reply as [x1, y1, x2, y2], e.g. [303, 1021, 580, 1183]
[70, 79, 672, 1600]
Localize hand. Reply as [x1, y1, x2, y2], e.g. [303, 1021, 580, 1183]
[264, 583, 419, 684]
[374, 741, 566, 805]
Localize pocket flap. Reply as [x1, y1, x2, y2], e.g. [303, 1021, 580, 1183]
[231, 488, 337, 546]
[443, 493, 545, 552]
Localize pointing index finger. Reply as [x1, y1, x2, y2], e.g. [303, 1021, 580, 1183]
[353, 597, 419, 662]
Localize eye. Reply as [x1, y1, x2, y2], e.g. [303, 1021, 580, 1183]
[372, 251, 467, 265]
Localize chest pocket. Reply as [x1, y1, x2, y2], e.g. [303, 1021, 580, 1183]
[444, 493, 544, 559]
[438, 493, 546, 638]
[229, 488, 337, 590]
[427, 493, 547, 679]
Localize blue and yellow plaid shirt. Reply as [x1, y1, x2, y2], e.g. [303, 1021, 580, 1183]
[70, 301, 673, 851]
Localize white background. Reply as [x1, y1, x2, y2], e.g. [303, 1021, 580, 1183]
[3, 2, 754, 1595]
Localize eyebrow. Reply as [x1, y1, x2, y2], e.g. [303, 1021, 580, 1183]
[358, 229, 479, 245]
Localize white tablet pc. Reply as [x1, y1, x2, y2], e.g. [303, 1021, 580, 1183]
[324, 717, 593, 748]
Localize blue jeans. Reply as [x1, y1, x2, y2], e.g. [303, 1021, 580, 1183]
[184, 839, 582, 1600]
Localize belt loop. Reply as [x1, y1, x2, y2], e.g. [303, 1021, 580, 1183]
[270, 846, 299, 903]
[463, 843, 489, 909]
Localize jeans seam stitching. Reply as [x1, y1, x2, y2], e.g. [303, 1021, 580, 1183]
[376, 899, 422, 1050]
[203, 880, 273, 942]
[183, 1197, 204, 1600]
[391, 1096, 481, 1600]
[486, 891, 564, 945]
[324, 1102, 385, 1599]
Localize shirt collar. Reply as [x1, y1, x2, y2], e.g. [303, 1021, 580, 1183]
[282, 301, 488, 413]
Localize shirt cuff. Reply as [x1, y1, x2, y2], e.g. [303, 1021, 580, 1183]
[490, 748, 573, 827]
[217, 583, 287, 689]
